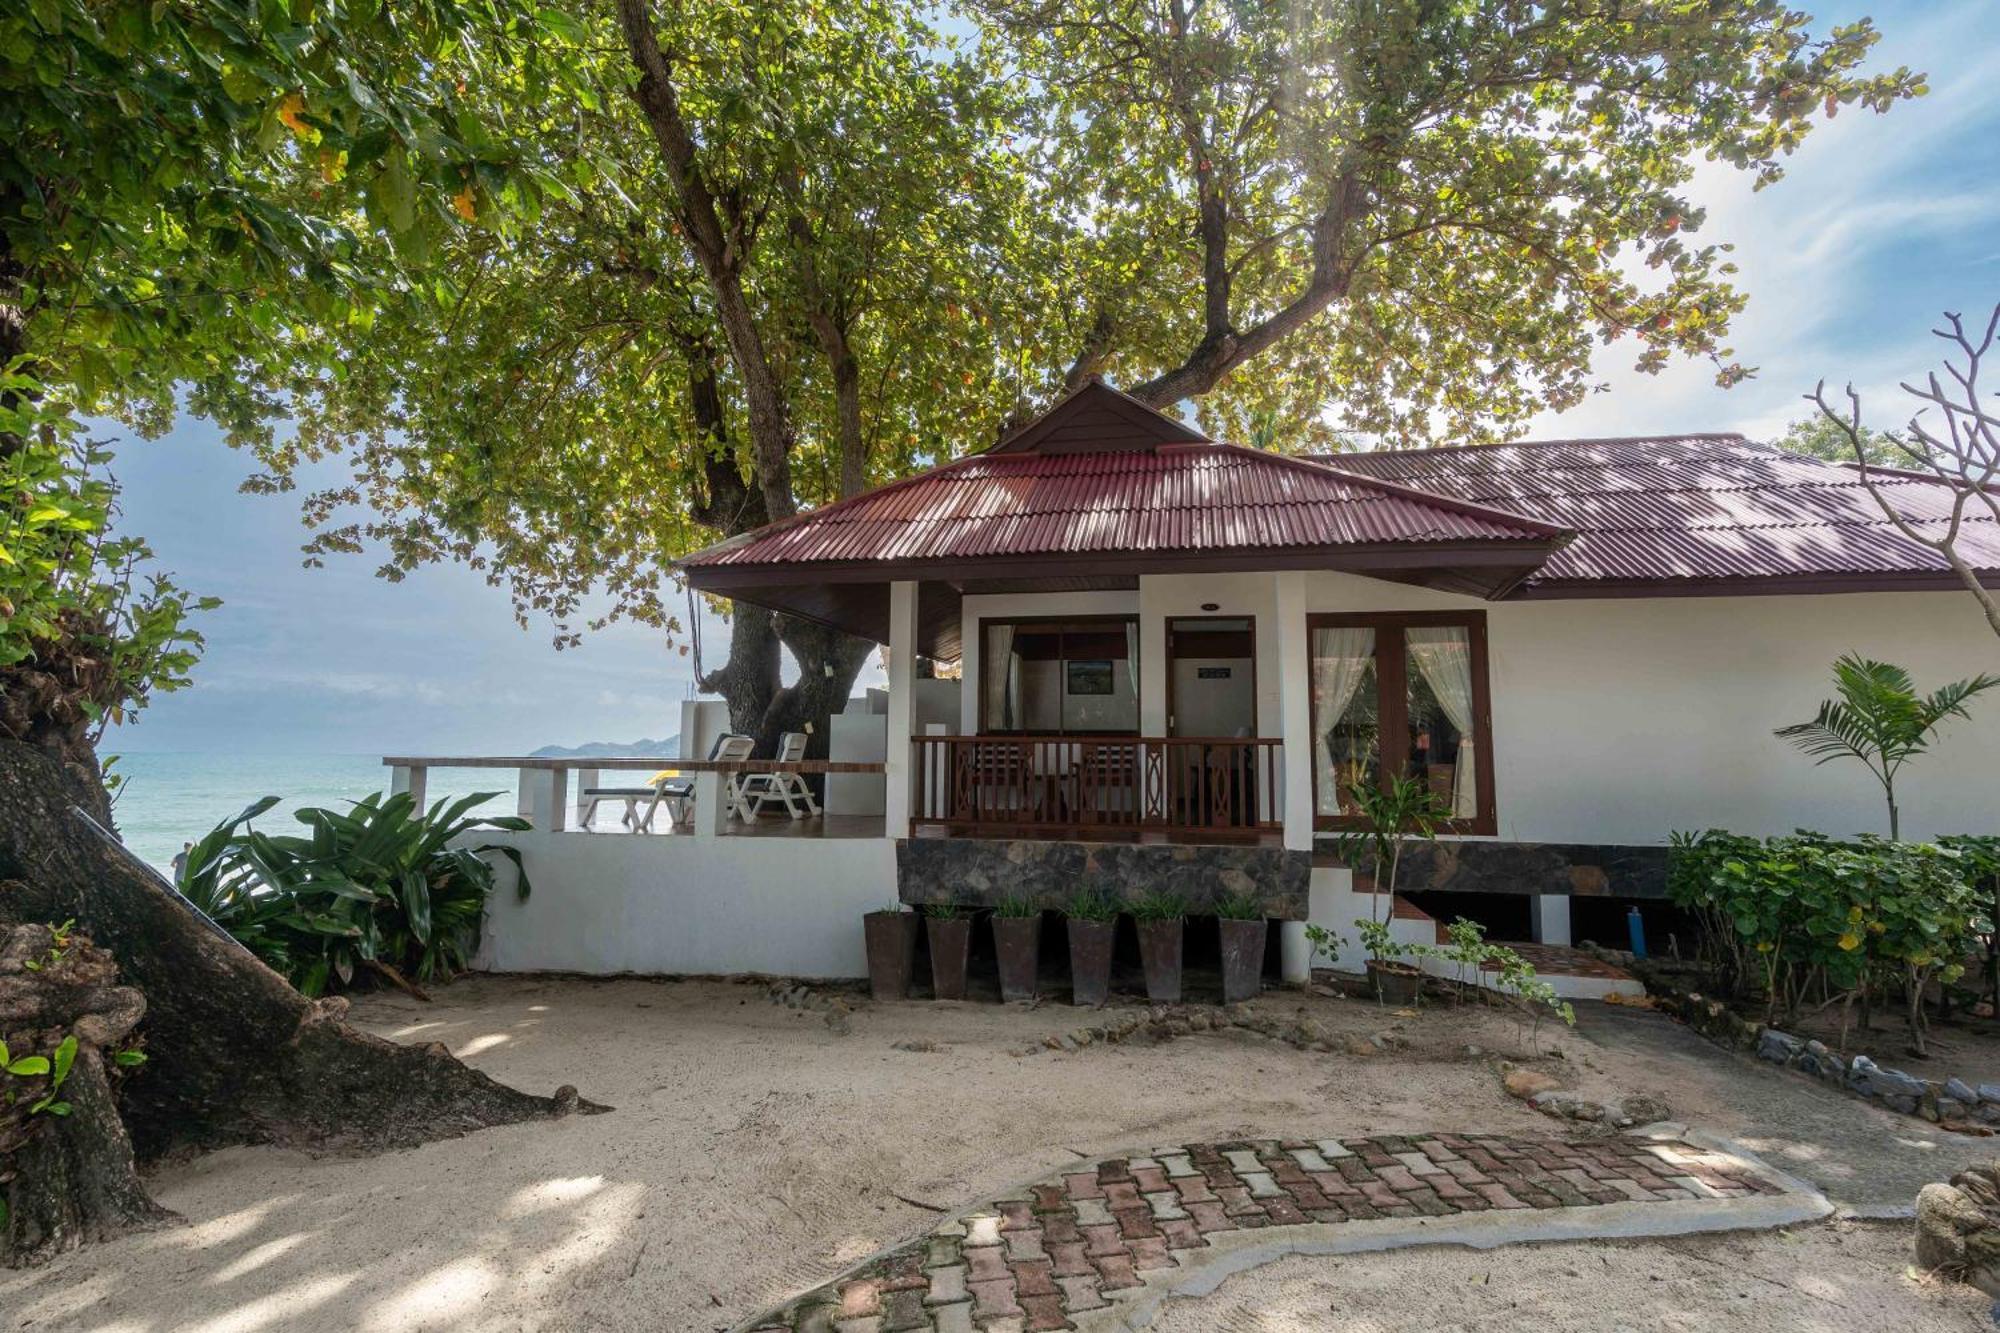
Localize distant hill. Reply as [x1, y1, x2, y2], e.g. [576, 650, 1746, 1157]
[530, 736, 680, 759]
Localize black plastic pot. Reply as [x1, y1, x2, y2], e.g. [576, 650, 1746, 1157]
[1218, 917, 1267, 1004]
[928, 916, 972, 1001]
[1068, 919, 1115, 1007]
[1367, 958, 1422, 1006]
[993, 915, 1041, 1003]
[864, 910, 919, 1001]
[1137, 919, 1184, 1003]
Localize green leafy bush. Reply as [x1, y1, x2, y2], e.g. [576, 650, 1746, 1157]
[1669, 830, 1984, 1053]
[179, 791, 530, 996]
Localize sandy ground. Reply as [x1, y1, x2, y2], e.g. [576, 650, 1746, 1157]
[0, 975, 1990, 1333]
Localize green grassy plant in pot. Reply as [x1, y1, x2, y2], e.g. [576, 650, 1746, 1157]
[1214, 892, 1267, 1004]
[1131, 890, 1187, 1003]
[1065, 889, 1119, 1007]
[1335, 773, 1448, 1006]
[991, 896, 1042, 1003]
[863, 905, 919, 1001]
[925, 902, 974, 1001]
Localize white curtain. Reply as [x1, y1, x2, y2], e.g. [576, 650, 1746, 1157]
[1408, 625, 1476, 818]
[1311, 626, 1375, 816]
[1124, 621, 1139, 697]
[985, 624, 1018, 730]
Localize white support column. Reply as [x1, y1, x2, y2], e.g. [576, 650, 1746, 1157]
[1273, 572, 1315, 984]
[389, 763, 428, 811]
[1272, 572, 1314, 852]
[692, 770, 729, 838]
[1531, 894, 1573, 948]
[1137, 576, 1169, 737]
[884, 580, 919, 838]
[516, 766, 570, 832]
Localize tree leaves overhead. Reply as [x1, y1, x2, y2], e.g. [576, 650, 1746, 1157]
[25, 1, 1922, 654]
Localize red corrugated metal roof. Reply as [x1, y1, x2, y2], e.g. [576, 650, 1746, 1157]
[1317, 435, 2000, 591]
[684, 442, 1564, 570]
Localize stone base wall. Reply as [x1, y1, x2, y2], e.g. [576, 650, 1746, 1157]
[1317, 839, 1672, 900]
[896, 837, 1310, 919]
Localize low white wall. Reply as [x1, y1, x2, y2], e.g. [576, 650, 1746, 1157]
[475, 830, 896, 979]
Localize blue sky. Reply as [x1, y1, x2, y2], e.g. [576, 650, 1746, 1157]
[110, 0, 1999, 756]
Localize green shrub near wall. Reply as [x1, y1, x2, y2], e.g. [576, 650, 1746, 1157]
[1667, 831, 1986, 1052]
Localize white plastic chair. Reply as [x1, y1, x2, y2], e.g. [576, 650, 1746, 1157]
[579, 733, 751, 832]
[732, 731, 821, 821]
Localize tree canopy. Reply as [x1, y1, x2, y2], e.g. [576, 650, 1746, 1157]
[13, 0, 1926, 747]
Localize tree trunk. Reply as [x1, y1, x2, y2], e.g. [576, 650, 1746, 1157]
[6, 1047, 174, 1266]
[0, 741, 599, 1165]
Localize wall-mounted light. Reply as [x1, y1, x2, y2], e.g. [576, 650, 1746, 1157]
[1200, 602, 1220, 612]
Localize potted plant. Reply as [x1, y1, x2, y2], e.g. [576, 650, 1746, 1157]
[1336, 773, 1449, 1005]
[1214, 892, 1267, 1004]
[991, 896, 1042, 1003]
[926, 901, 973, 1001]
[1065, 889, 1119, 1007]
[1131, 890, 1187, 1003]
[863, 905, 919, 1001]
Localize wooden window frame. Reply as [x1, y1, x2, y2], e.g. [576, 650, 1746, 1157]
[977, 614, 1141, 736]
[1306, 610, 1496, 836]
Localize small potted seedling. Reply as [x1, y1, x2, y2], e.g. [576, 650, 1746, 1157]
[1131, 890, 1187, 1003]
[1214, 892, 1267, 1004]
[863, 904, 919, 1001]
[991, 896, 1042, 1003]
[926, 900, 973, 1001]
[1065, 889, 1119, 1008]
[1335, 773, 1448, 1006]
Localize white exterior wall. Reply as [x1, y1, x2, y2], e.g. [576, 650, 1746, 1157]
[1300, 573, 2000, 843]
[475, 830, 895, 979]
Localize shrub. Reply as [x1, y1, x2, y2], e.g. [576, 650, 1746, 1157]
[179, 791, 529, 997]
[1668, 830, 1984, 1053]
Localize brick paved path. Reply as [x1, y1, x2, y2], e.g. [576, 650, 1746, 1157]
[743, 1132, 1788, 1332]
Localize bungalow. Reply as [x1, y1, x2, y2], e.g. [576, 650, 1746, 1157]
[415, 381, 1999, 987]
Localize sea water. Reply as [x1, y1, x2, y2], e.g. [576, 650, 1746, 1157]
[108, 753, 518, 873]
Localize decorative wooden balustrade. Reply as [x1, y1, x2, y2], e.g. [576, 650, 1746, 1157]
[911, 735, 1283, 838]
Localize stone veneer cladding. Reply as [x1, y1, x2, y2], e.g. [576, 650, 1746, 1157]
[897, 838, 1311, 919]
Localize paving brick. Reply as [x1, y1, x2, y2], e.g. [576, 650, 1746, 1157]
[1101, 1181, 1142, 1210]
[1097, 1160, 1134, 1184]
[832, 1317, 883, 1333]
[1047, 1241, 1094, 1277]
[964, 1214, 1004, 1248]
[1093, 1253, 1142, 1290]
[1223, 1149, 1264, 1174]
[1473, 1183, 1528, 1210]
[881, 1254, 928, 1292]
[931, 1303, 974, 1333]
[1071, 1197, 1113, 1227]
[1184, 1200, 1233, 1233]
[1019, 1293, 1071, 1332]
[1031, 1185, 1067, 1214]
[926, 1265, 968, 1307]
[968, 1278, 1022, 1320]
[1159, 1153, 1198, 1178]
[1314, 1139, 1355, 1159]
[879, 1288, 929, 1332]
[1080, 1223, 1125, 1258]
[1131, 1166, 1170, 1192]
[1062, 1173, 1103, 1201]
[1143, 1190, 1189, 1221]
[999, 1202, 1037, 1232]
[1013, 1259, 1058, 1299]
[1113, 1206, 1158, 1239]
[1157, 1218, 1205, 1250]
[1040, 1212, 1081, 1245]
[1057, 1274, 1108, 1312]
[924, 1236, 961, 1270]
[1005, 1228, 1048, 1263]
[1290, 1147, 1332, 1172]
[965, 1247, 1010, 1283]
[1262, 1198, 1307, 1226]
[1127, 1235, 1176, 1271]
[1377, 1164, 1424, 1193]
[840, 1279, 883, 1318]
[1171, 1175, 1216, 1204]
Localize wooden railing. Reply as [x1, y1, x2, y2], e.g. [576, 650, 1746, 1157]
[911, 735, 1282, 837]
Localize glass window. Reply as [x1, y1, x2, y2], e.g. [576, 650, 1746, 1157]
[982, 618, 1138, 734]
[1310, 626, 1377, 817]
[1309, 614, 1491, 830]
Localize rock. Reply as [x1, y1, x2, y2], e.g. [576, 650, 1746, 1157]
[1980, 1103, 2000, 1126]
[1979, 1084, 2000, 1106]
[1757, 1028, 1805, 1064]
[1463, 1044, 1484, 1058]
[1072, 1029, 1094, 1048]
[1874, 1067, 1930, 1100]
[1950, 1079, 1981, 1106]
[1916, 1165, 2000, 1296]
[1504, 1068, 1564, 1100]
[1885, 1094, 1921, 1115]
[1943, 1099, 1970, 1122]
[1342, 1035, 1377, 1058]
[1618, 1094, 1673, 1125]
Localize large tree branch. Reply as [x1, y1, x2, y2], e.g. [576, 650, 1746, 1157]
[784, 212, 867, 499]
[615, 0, 798, 520]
